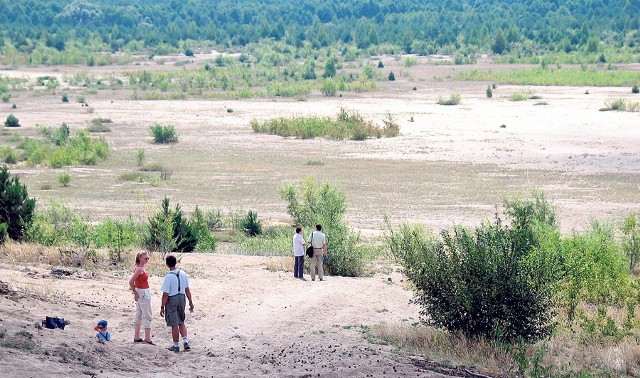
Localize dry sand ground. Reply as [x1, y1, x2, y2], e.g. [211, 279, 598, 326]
[1, 58, 639, 377]
[0, 254, 459, 378]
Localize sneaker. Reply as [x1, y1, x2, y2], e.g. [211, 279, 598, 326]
[183, 342, 191, 351]
[167, 345, 180, 352]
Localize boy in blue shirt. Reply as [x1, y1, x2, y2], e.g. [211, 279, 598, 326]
[95, 320, 111, 342]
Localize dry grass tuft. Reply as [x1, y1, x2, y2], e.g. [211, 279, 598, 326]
[264, 256, 292, 272]
[372, 320, 640, 377]
[371, 322, 516, 376]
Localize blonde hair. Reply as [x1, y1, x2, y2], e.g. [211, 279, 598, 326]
[135, 251, 149, 266]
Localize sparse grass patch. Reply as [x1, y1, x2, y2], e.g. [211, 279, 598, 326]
[86, 123, 110, 133]
[437, 93, 461, 105]
[264, 256, 291, 272]
[456, 67, 640, 87]
[600, 98, 640, 112]
[15, 330, 33, 339]
[509, 92, 528, 101]
[93, 117, 112, 124]
[305, 160, 324, 166]
[86, 118, 111, 133]
[372, 319, 640, 377]
[139, 163, 163, 171]
[117, 172, 158, 184]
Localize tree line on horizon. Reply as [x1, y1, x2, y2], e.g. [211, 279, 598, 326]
[0, 0, 639, 62]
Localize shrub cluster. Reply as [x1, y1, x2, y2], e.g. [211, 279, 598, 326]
[390, 192, 639, 344]
[397, 220, 556, 342]
[12, 127, 108, 167]
[27, 201, 143, 249]
[150, 123, 178, 143]
[251, 107, 399, 140]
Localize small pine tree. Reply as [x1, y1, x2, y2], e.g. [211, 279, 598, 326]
[62, 93, 69, 102]
[4, 114, 19, 127]
[0, 166, 36, 241]
[632, 85, 639, 94]
[388, 71, 396, 81]
[377, 60, 384, 68]
[241, 210, 263, 237]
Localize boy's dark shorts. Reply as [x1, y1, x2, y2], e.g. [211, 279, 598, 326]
[164, 294, 186, 326]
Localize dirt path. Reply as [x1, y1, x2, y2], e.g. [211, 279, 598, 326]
[0, 254, 463, 377]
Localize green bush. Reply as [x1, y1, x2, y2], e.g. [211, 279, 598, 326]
[280, 177, 364, 276]
[49, 131, 108, 168]
[150, 123, 178, 143]
[58, 172, 70, 187]
[0, 166, 36, 241]
[320, 78, 337, 96]
[388, 71, 395, 81]
[632, 85, 639, 94]
[191, 206, 217, 252]
[1, 147, 18, 164]
[559, 222, 633, 317]
[622, 213, 640, 270]
[1, 93, 10, 103]
[240, 210, 262, 237]
[90, 218, 144, 250]
[26, 201, 90, 247]
[61, 93, 69, 102]
[397, 218, 557, 343]
[4, 114, 20, 127]
[486, 85, 493, 98]
[135, 149, 145, 166]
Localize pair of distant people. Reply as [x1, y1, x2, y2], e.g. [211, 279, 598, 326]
[293, 224, 327, 281]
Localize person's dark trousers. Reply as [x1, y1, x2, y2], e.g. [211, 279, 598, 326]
[294, 256, 304, 278]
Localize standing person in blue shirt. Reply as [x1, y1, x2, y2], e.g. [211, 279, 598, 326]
[160, 255, 195, 352]
[292, 227, 306, 280]
[308, 224, 327, 281]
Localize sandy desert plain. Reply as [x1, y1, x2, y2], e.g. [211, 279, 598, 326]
[0, 55, 639, 377]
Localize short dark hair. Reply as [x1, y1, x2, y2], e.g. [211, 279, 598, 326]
[295, 227, 302, 233]
[166, 255, 177, 268]
[315, 224, 322, 231]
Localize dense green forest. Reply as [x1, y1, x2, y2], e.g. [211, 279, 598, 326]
[1, 0, 639, 65]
